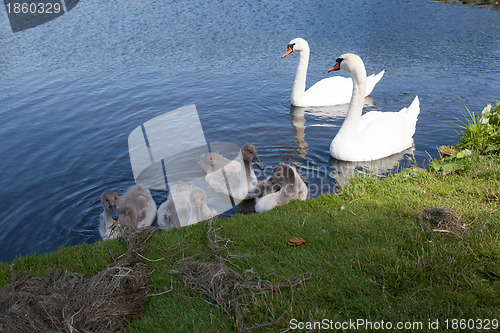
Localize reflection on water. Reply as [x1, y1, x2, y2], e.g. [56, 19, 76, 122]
[290, 106, 308, 158]
[328, 147, 415, 187]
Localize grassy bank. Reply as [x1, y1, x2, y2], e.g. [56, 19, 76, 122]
[133, 153, 499, 332]
[1, 103, 499, 332]
[434, 0, 500, 9]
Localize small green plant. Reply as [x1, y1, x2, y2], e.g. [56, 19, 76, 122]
[453, 100, 500, 155]
[430, 147, 471, 175]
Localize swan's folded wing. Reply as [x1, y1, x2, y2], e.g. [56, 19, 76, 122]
[365, 70, 385, 96]
[305, 76, 353, 100]
[404, 96, 420, 119]
[358, 111, 408, 142]
[402, 96, 420, 137]
[358, 111, 385, 133]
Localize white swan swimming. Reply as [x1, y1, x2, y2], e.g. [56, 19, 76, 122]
[99, 184, 156, 240]
[201, 143, 264, 200]
[282, 38, 384, 107]
[328, 53, 420, 162]
[157, 182, 216, 231]
[255, 164, 308, 212]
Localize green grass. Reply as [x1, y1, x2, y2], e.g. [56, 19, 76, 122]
[2, 152, 497, 332]
[436, 0, 500, 8]
[133, 155, 498, 332]
[0, 240, 126, 288]
[460, 0, 500, 6]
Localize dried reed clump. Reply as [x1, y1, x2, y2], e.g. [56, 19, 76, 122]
[418, 207, 468, 236]
[172, 225, 311, 332]
[173, 260, 310, 332]
[0, 226, 155, 333]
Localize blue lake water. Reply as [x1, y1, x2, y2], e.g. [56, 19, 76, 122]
[0, 0, 499, 262]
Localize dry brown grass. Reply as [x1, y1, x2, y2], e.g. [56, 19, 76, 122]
[0, 226, 155, 333]
[418, 207, 468, 236]
[171, 224, 311, 332]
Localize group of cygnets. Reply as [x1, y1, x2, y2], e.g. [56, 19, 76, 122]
[100, 37, 421, 239]
[100, 144, 308, 240]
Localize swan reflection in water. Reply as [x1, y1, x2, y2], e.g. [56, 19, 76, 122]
[289, 97, 376, 159]
[328, 147, 416, 188]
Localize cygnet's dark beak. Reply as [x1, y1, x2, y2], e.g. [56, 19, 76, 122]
[109, 204, 119, 220]
[253, 156, 264, 170]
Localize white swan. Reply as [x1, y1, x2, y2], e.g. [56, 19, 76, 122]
[99, 184, 156, 240]
[157, 182, 216, 231]
[328, 53, 420, 161]
[255, 164, 308, 212]
[282, 38, 384, 107]
[201, 143, 264, 200]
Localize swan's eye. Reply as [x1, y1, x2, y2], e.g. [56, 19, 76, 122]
[288, 43, 295, 50]
[336, 57, 343, 65]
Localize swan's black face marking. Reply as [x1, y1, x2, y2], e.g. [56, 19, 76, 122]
[328, 57, 343, 72]
[282, 43, 296, 58]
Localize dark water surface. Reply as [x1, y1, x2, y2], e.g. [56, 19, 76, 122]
[0, 0, 498, 261]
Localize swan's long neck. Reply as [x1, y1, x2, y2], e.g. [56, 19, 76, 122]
[242, 158, 252, 189]
[291, 48, 310, 103]
[337, 64, 367, 139]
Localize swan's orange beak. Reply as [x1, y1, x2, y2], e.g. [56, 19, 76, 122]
[328, 63, 340, 72]
[282, 46, 293, 58]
